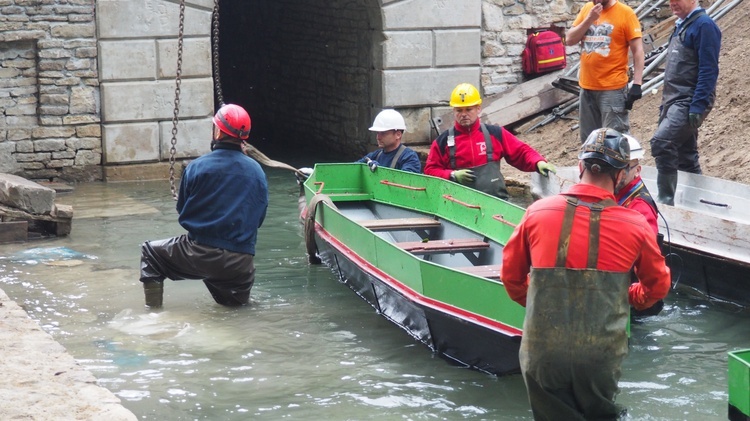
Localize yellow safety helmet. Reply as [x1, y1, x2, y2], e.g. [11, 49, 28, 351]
[449, 83, 482, 107]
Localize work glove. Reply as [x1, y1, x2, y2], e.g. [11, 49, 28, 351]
[365, 158, 378, 172]
[451, 169, 476, 185]
[537, 161, 557, 177]
[625, 84, 642, 110]
[688, 113, 704, 129]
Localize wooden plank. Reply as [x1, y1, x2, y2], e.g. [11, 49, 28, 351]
[458, 264, 502, 280]
[397, 238, 489, 254]
[0, 221, 28, 244]
[360, 217, 441, 231]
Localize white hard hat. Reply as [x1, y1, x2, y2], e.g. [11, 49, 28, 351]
[623, 134, 644, 160]
[369, 109, 406, 132]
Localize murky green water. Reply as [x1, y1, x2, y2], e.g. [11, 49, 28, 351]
[0, 168, 748, 420]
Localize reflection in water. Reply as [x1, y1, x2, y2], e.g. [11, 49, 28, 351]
[0, 169, 748, 420]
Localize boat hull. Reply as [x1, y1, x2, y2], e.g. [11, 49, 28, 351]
[313, 229, 522, 376]
[729, 349, 750, 421]
[301, 163, 526, 376]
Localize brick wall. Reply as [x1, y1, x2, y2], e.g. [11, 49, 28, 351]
[0, 0, 101, 182]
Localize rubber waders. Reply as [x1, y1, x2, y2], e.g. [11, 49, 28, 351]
[656, 172, 677, 206]
[143, 282, 163, 308]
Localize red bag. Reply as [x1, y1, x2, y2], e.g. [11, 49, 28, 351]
[522, 31, 566, 76]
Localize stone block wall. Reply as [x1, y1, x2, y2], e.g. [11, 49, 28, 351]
[0, 0, 669, 179]
[480, 0, 657, 97]
[0, 0, 102, 181]
[97, 0, 214, 170]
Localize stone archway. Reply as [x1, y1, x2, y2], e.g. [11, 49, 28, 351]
[217, 1, 380, 159]
[95, 0, 482, 177]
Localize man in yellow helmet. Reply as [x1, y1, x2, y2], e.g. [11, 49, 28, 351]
[424, 83, 556, 199]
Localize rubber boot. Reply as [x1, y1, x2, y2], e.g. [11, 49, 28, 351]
[143, 281, 163, 308]
[656, 172, 677, 206]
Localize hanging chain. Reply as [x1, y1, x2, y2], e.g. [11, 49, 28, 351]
[168, 0, 186, 200]
[212, 0, 224, 107]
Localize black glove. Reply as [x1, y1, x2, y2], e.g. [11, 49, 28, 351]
[688, 113, 704, 129]
[365, 158, 378, 172]
[625, 84, 642, 110]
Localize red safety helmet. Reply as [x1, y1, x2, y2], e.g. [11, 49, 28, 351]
[213, 104, 251, 140]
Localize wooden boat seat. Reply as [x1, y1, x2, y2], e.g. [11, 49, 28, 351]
[458, 265, 501, 280]
[396, 238, 489, 255]
[360, 217, 441, 232]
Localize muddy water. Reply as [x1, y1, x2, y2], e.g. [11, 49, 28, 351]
[0, 168, 748, 420]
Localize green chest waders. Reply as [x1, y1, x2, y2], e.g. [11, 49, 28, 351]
[521, 197, 630, 421]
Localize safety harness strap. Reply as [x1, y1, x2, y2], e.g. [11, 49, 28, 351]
[447, 123, 495, 169]
[555, 196, 617, 269]
[374, 144, 406, 169]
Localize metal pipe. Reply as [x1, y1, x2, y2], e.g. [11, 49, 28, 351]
[638, 0, 668, 19]
[711, 0, 744, 20]
[634, 0, 658, 16]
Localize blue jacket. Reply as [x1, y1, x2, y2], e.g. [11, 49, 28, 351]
[177, 143, 268, 255]
[672, 9, 722, 115]
[356, 145, 421, 173]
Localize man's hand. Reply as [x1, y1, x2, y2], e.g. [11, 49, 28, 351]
[625, 84, 642, 110]
[586, 3, 603, 23]
[537, 161, 557, 177]
[365, 158, 378, 172]
[451, 169, 476, 184]
[688, 113, 704, 129]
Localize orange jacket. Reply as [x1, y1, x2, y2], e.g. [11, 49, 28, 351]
[501, 183, 670, 310]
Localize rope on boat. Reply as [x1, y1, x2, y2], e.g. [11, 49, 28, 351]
[304, 194, 337, 264]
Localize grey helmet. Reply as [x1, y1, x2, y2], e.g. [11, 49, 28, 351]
[579, 128, 630, 169]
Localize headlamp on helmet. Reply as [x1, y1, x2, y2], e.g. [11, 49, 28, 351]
[579, 128, 630, 169]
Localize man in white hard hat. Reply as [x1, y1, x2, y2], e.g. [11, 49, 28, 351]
[357, 109, 421, 173]
[615, 134, 658, 235]
[616, 134, 665, 318]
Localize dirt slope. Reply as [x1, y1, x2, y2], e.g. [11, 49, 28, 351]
[505, 1, 750, 187]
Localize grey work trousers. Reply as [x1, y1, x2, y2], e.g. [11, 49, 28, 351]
[140, 234, 256, 306]
[650, 101, 702, 174]
[579, 87, 630, 143]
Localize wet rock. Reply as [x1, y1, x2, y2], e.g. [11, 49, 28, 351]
[0, 173, 56, 215]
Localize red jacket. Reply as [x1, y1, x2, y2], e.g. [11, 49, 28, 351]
[424, 120, 545, 179]
[500, 183, 671, 311]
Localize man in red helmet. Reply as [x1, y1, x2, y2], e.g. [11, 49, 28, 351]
[139, 103, 269, 307]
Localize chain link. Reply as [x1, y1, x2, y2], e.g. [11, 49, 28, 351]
[168, 0, 186, 201]
[212, 0, 223, 107]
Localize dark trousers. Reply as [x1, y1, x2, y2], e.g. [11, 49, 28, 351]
[140, 234, 255, 306]
[651, 101, 702, 174]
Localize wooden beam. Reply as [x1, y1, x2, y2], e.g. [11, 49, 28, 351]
[0, 221, 28, 244]
[458, 264, 502, 280]
[397, 238, 489, 254]
[359, 217, 441, 231]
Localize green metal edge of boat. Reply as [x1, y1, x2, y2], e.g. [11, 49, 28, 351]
[302, 163, 526, 340]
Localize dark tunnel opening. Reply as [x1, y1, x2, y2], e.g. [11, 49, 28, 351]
[215, 1, 380, 165]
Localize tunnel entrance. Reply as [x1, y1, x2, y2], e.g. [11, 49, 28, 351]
[217, 1, 379, 161]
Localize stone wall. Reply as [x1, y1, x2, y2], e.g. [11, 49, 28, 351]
[0, 0, 101, 182]
[0, 0, 667, 180]
[97, 0, 214, 172]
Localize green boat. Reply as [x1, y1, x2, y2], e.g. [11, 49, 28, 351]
[729, 349, 750, 420]
[298, 163, 526, 375]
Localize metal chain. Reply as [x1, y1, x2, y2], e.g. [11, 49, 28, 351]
[168, 0, 186, 200]
[212, 0, 223, 107]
